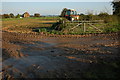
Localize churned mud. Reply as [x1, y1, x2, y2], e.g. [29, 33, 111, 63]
[2, 31, 120, 79]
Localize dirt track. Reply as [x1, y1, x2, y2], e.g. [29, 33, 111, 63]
[2, 31, 120, 79]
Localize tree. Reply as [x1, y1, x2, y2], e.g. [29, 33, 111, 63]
[112, 0, 120, 16]
[2, 14, 10, 18]
[9, 13, 14, 18]
[61, 8, 67, 17]
[16, 14, 20, 18]
[79, 13, 84, 16]
[34, 13, 40, 17]
[98, 12, 109, 17]
[0, 15, 2, 19]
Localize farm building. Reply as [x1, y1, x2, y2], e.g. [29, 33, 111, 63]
[23, 12, 30, 18]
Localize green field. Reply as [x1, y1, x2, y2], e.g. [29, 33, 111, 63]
[2, 17, 59, 33]
[2, 16, 120, 34]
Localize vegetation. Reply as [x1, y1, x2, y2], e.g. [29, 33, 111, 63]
[16, 14, 21, 18]
[2, 17, 59, 33]
[34, 13, 40, 17]
[2, 14, 10, 18]
[2, 13, 120, 35]
[112, 0, 120, 23]
[32, 14, 119, 35]
[2, 1, 120, 35]
[104, 24, 120, 33]
[9, 13, 14, 18]
[112, 0, 120, 16]
[60, 8, 67, 17]
[98, 12, 109, 17]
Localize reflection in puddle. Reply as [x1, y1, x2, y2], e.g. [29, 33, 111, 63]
[11, 40, 57, 48]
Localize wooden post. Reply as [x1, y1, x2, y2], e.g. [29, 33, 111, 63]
[83, 22, 86, 32]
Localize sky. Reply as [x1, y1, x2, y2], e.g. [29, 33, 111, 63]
[2, 2, 113, 15]
[1, 0, 114, 2]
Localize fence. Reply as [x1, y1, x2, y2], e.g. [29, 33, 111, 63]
[65, 20, 104, 32]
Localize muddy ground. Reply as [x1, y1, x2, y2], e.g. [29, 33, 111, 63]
[1, 31, 120, 79]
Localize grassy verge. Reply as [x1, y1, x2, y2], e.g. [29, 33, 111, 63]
[34, 18, 120, 35]
[104, 24, 120, 33]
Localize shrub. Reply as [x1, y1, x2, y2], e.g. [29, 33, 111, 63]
[79, 15, 85, 21]
[40, 28, 47, 32]
[51, 30, 56, 34]
[56, 32, 59, 35]
[86, 14, 93, 20]
[59, 32, 63, 35]
[98, 12, 110, 23]
[38, 29, 41, 32]
[9, 13, 14, 18]
[34, 13, 40, 17]
[47, 31, 51, 34]
[60, 8, 67, 17]
[33, 28, 47, 33]
[52, 18, 67, 31]
[104, 24, 120, 33]
[2, 14, 10, 18]
[98, 12, 109, 17]
[80, 14, 94, 21]
[16, 14, 21, 18]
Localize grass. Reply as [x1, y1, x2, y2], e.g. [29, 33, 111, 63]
[29, 16, 60, 19]
[104, 24, 120, 33]
[2, 16, 60, 20]
[2, 16, 120, 34]
[48, 16, 120, 34]
[2, 17, 59, 33]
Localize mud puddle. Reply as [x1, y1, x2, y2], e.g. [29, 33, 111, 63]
[10, 40, 57, 48]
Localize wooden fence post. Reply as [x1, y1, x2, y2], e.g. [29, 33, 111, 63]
[83, 22, 86, 32]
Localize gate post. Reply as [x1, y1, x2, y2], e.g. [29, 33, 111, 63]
[83, 22, 86, 32]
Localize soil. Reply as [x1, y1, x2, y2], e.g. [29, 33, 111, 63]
[1, 31, 120, 79]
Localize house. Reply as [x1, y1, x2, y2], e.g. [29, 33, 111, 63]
[23, 12, 30, 18]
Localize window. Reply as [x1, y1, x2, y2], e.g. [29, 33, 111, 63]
[71, 11, 74, 15]
[66, 10, 71, 15]
[70, 11, 77, 15]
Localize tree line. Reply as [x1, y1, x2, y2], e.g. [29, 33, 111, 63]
[1, 0, 120, 19]
[0, 13, 41, 18]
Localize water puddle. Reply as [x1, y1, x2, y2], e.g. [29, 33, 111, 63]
[10, 40, 57, 48]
